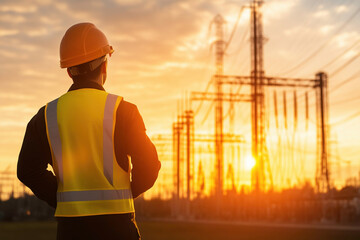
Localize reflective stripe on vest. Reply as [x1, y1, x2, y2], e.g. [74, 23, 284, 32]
[103, 94, 118, 185]
[45, 99, 63, 183]
[57, 189, 132, 202]
[45, 90, 134, 217]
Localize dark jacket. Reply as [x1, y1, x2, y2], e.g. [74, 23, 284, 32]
[17, 81, 161, 239]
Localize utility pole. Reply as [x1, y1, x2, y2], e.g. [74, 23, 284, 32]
[172, 121, 181, 216]
[250, 0, 266, 192]
[315, 72, 330, 192]
[214, 14, 226, 198]
[185, 110, 194, 206]
[172, 109, 196, 216]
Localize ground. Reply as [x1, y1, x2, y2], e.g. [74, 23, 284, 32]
[0, 220, 360, 240]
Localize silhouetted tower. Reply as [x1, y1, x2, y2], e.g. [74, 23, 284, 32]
[185, 110, 194, 201]
[250, 0, 267, 191]
[213, 14, 226, 197]
[197, 160, 205, 197]
[315, 72, 330, 192]
[172, 122, 181, 203]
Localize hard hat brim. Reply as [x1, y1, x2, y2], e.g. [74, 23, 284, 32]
[60, 45, 113, 68]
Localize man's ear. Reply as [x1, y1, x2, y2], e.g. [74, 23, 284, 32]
[67, 68, 72, 78]
[101, 60, 108, 85]
[101, 60, 107, 74]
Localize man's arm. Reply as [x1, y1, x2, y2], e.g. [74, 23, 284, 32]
[115, 101, 161, 198]
[17, 107, 57, 208]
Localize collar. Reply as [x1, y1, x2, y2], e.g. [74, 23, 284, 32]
[68, 81, 105, 92]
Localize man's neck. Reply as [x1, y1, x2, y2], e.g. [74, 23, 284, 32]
[68, 80, 105, 92]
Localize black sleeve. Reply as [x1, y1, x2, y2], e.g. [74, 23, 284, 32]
[17, 107, 58, 208]
[115, 101, 161, 199]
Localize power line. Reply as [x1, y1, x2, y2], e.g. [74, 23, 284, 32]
[226, 28, 249, 56]
[280, 5, 360, 76]
[193, 77, 214, 116]
[329, 51, 360, 77]
[331, 95, 360, 106]
[329, 68, 360, 93]
[225, 9, 250, 75]
[225, 26, 250, 75]
[201, 100, 215, 126]
[319, 38, 360, 71]
[222, 84, 242, 120]
[331, 110, 360, 126]
[224, 6, 246, 53]
[275, 0, 326, 71]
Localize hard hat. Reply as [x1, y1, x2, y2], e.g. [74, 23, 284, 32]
[60, 23, 114, 68]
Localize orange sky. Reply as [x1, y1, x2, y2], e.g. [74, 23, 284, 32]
[0, 0, 360, 191]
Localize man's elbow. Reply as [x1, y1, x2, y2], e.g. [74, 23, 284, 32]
[142, 155, 161, 190]
[150, 143, 161, 181]
[17, 164, 28, 185]
[17, 159, 33, 187]
[131, 153, 161, 198]
[149, 160, 161, 186]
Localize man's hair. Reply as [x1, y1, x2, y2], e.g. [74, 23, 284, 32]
[69, 56, 105, 82]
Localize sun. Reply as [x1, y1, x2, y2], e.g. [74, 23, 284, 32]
[244, 155, 256, 171]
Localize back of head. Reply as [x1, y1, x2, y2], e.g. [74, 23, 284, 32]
[59, 22, 114, 82]
[68, 56, 106, 82]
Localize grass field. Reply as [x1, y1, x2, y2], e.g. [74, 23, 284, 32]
[1, 220, 360, 240]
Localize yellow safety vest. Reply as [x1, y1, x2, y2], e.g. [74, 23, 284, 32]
[45, 89, 135, 217]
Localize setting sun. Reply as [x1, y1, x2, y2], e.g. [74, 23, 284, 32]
[244, 155, 256, 171]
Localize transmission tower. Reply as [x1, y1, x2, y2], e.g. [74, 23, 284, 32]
[315, 72, 330, 193]
[214, 14, 226, 199]
[191, 14, 251, 200]
[250, 0, 267, 192]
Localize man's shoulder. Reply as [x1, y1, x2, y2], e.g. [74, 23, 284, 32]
[118, 99, 138, 113]
[23, 105, 47, 141]
[116, 99, 145, 130]
[28, 106, 46, 127]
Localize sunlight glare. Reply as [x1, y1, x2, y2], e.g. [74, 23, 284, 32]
[244, 155, 256, 171]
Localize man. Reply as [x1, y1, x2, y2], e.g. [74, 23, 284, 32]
[17, 22, 161, 239]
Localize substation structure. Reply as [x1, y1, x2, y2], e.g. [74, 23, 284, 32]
[0, 165, 27, 201]
[168, 0, 331, 212]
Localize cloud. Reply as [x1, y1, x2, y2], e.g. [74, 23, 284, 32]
[113, 0, 143, 5]
[0, 93, 35, 101]
[0, 49, 18, 58]
[284, 25, 310, 36]
[34, 0, 52, 4]
[343, 49, 359, 60]
[0, 29, 19, 36]
[313, 10, 329, 19]
[0, 120, 29, 127]
[335, 5, 348, 14]
[112, 34, 137, 42]
[0, 5, 37, 13]
[0, 0, 53, 8]
[333, 31, 360, 48]
[320, 25, 335, 35]
[0, 14, 26, 23]
[26, 28, 49, 37]
[39, 16, 61, 25]
[21, 69, 57, 79]
[157, 61, 192, 70]
[263, 0, 299, 23]
[54, 2, 69, 11]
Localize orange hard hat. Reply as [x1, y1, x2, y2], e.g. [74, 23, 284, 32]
[60, 23, 114, 68]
